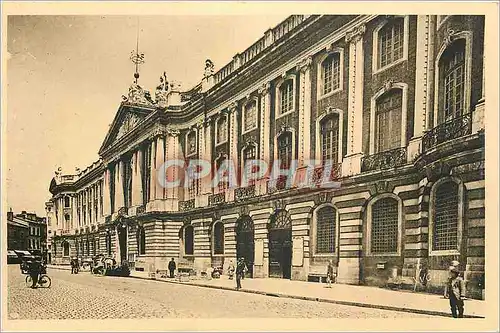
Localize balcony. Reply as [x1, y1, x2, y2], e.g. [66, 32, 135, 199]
[136, 205, 146, 214]
[267, 177, 289, 194]
[179, 199, 195, 212]
[235, 185, 256, 202]
[310, 163, 342, 187]
[208, 193, 226, 206]
[361, 147, 408, 172]
[422, 112, 473, 153]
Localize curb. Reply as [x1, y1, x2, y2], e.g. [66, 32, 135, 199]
[48, 266, 484, 318]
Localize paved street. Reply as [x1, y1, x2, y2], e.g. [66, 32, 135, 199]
[7, 265, 434, 319]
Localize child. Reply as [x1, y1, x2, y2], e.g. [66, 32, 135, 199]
[444, 266, 466, 318]
[326, 260, 335, 288]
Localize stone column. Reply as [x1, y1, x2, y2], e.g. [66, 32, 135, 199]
[131, 149, 144, 208]
[199, 118, 213, 205]
[409, 15, 434, 161]
[258, 83, 271, 195]
[149, 139, 157, 205]
[114, 159, 125, 212]
[228, 102, 239, 202]
[296, 56, 313, 167]
[155, 134, 166, 200]
[342, 24, 366, 177]
[102, 168, 111, 217]
[165, 128, 181, 211]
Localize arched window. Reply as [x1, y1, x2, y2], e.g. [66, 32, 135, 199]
[243, 100, 258, 132]
[321, 53, 341, 95]
[277, 131, 293, 189]
[315, 206, 337, 254]
[375, 89, 402, 153]
[433, 181, 460, 251]
[215, 154, 228, 193]
[370, 197, 399, 254]
[320, 115, 340, 165]
[184, 225, 194, 255]
[106, 231, 112, 256]
[440, 39, 466, 122]
[187, 131, 197, 156]
[279, 80, 294, 115]
[137, 226, 146, 255]
[63, 241, 69, 257]
[377, 17, 405, 69]
[216, 116, 228, 145]
[269, 210, 292, 230]
[213, 222, 224, 255]
[242, 144, 257, 186]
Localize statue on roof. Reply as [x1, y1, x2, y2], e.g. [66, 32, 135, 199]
[204, 59, 215, 78]
[155, 71, 170, 108]
[156, 71, 169, 92]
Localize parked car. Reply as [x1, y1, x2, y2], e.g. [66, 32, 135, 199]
[7, 250, 21, 264]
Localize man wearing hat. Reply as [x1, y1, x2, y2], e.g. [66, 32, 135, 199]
[235, 258, 248, 290]
[444, 265, 466, 318]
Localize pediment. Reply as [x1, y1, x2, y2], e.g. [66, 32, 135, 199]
[99, 105, 153, 154]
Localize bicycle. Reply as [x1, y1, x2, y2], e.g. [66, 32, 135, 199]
[25, 274, 52, 288]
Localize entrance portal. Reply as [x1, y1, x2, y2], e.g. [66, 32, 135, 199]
[118, 225, 127, 263]
[268, 210, 292, 279]
[236, 216, 254, 278]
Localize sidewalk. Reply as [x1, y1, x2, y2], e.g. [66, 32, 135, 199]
[47, 265, 485, 318]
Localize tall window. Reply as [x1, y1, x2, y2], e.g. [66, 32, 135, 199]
[244, 101, 258, 132]
[99, 181, 103, 217]
[320, 115, 340, 164]
[441, 40, 466, 121]
[64, 196, 70, 208]
[94, 185, 98, 221]
[316, 206, 336, 254]
[322, 53, 341, 95]
[63, 242, 69, 257]
[88, 190, 92, 224]
[186, 132, 198, 199]
[187, 131, 197, 156]
[370, 197, 399, 254]
[378, 18, 404, 69]
[141, 144, 152, 205]
[279, 80, 294, 115]
[215, 155, 228, 193]
[433, 181, 459, 251]
[243, 145, 257, 186]
[375, 89, 402, 152]
[123, 157, 133, 208]
[137, 226, 146, 255]
[216, 116, 228, 144]
[277, 132, 293, 169]
[213, 222, 224, 255]
[109, 164, 116, 213]
[184, 225, 194, 255]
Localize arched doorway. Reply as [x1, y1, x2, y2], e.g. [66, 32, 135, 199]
[117, 224, 128, 263]
[268, 210, 292, 279]
[236, 215, 254, 278]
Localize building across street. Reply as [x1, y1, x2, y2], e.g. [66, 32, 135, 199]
[46, 14, 485, 300]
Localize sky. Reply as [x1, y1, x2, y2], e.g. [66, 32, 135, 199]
[6, 15, 288, 216]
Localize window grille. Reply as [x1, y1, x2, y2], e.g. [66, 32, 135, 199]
[280, 80, 294, 114]
[371, 198, 399, 253]
[378, 18, 404, 68]
[321, 115, 340, 164]
[322, 53, 341, 94]
[442, 40, 465, 121]
[433, 182, 459, 251]
[270, 210, 292, 230]
[316, 206, 336, 254]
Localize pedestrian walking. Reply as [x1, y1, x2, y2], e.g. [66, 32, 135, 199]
[444, 265, 466, 318]
[235, 258, 247, 290]
[326, 260, 335, 288]
[28, 257, 42, 289]
[227, 260, 235, 280]
[168, 258, 176, 278]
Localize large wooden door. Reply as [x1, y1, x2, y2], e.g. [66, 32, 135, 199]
[236, 216, 254, 278]
[268, 210, 292, 279]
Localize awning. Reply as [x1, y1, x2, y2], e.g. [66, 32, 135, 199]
[14, 250, 32, 256]
[7, 250, 17, 256]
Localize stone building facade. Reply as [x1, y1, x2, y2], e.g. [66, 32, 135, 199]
[48, 15, 486, 298]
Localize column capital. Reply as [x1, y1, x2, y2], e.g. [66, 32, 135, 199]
[296, 56, 313, 73]
[165, 126, 180, 137]
[345, 24, 366, 44]
[228, 101, 239, 114]
[258, 82, 271, 96]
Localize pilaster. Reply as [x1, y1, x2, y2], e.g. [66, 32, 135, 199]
[114, 159, 125, 211]
[165, 128, 181, 211]
[131, 149, 143, 208]
[228, 102, 239, 202]
[102, 168, 111, 217]
[297, 56, 313, 167]
[258, 83, 271, 195]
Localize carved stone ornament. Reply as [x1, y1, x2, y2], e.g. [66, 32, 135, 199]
[315, 192, 328, 205]
[165, 127, 180, 137]
[375, 180, 389, 194]
[212, 210, 221, 222]
[258, 82, 271, 96]
[228, 101, 239, 113]
[122, 83, 154, 106]
[203, 116, 212, 128]
[451, 160, 485, 176]
[425, 160, 451, 182]
[277, 125, 292, 136]
[204, 59, 215, 78]
[345, 24, 366, 44]
[297, 56, 313, 73]
[116, 113, 143, 141]
[383, 79, 395, 93]
[182, 216, 191, 226]
[240, 205, 250, 216]
[443, 29, 457, 48]
[273, 199, 285, 211]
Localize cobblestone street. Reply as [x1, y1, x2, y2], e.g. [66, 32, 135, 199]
[7, 266, 435, 319]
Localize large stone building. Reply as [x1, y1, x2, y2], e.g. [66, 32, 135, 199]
[48, 15, 485, 298]
[7, 210, 47, 255]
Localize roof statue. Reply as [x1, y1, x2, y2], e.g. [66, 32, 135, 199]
[155, 71, 170, 108]
[204, 59, 215, 78]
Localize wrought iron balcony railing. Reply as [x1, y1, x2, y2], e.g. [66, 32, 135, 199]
[361, 147, 408, 172]
[310, 163, 342, 186]
[422, 112, 473, 153]
[208, 192, 226, 206]
[267, 176, 289, 194]
[179, 199, 195, 212]
[235, 185, 256, 202]
[136, 205, 146, 214]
